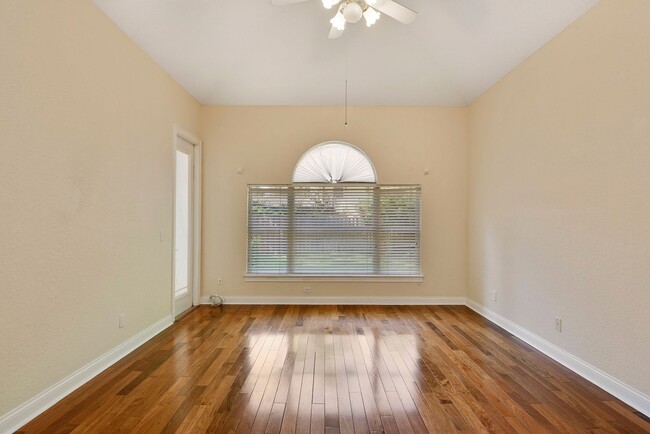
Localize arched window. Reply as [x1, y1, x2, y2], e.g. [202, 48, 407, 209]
[247, 142, 421, 279]
[292, 141, 377, 183]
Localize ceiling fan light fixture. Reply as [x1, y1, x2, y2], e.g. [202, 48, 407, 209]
[330, 11, 346, 30]
[341, 2, 363, 23]
[322, 0, 340, 10]
[363, 7, 381, 27]
[270, 0, 416, 38]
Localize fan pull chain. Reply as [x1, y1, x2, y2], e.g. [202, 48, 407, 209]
[345, 79, 348, 127]
[344, 37, 349, 128]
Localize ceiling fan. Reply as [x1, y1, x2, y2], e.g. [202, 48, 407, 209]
[270, 0, 417, 39]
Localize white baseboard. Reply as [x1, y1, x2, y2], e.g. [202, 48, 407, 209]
[465, 299, 650, 417]
[0, 315, 173, 434]
[199, 295, 466, 305]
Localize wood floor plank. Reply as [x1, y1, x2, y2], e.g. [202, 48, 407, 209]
[279, 330, 309, 434]
[333, 338, 355, 433]
[323, 334, 339, 429]
[18, 305, 648, 434]
[296, 336, 316, 433]
[264, 403, 286, 434]
[349, 330, 383, 431]
[349, 392, 370, 434]
[250, 341, 289, 432]
[311, 403, 325, 434]
[385, 390, 415, 434]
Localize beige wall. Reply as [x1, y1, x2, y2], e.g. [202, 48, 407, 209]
[3, 0, 649, 422]
[0, 0, 200, 415]
[468, 0, 650, 396]
[200, 106, 468, 299]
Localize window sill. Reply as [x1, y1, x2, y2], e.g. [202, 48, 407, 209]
[244, 274, 423, 283]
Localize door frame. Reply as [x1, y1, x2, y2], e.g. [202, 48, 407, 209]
[172, 125, 202, 318]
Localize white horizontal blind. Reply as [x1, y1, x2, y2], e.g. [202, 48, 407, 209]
[248, 184, 420, 276]
[247, 186, 289, 274]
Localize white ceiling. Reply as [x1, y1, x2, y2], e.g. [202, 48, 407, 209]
[93, 0, 598, 106]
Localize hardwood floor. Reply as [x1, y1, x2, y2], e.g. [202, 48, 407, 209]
[18, 305, 650, 433]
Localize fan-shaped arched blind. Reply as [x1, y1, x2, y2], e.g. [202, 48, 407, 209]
[292, 142, 377, 183]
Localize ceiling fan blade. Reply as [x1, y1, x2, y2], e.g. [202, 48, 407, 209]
[270, 0, 311, 5]
[328, 25, 344, 39]
[373, 0, 417, 24]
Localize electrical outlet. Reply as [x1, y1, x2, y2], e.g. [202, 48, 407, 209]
[303, 287, 312, 294]
[119, 313, 126, 329]
[491, 291, 497, 302]
[555, 317, 562, 332]
[217, 277, 223, 285]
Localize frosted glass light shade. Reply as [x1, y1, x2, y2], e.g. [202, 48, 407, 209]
[342, 2, 363, 23]
[322, 0, 340, 9]
[364, 7, 381, 27]
[330, 12, 346, 31]
[293, 142, 377, 183]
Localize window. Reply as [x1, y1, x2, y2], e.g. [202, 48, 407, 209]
[247, 184, 421, 277]
[293, 142, 377, 183]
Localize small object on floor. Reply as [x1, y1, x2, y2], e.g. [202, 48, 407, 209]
[209, 294, 224, 308]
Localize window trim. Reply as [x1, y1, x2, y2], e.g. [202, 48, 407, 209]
[245, 183, 422, 280]
[243, 274, 423, 283]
